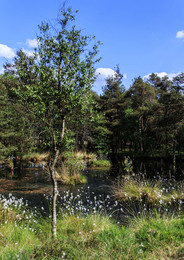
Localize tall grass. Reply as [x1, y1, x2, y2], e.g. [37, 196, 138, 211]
[55, 157, 87, 185]
[112, 174, 184, 205]
[63, 151, 110, 168]
[0, 190, 184, 259]
[1, 211, 184, 259]
[22, 152, 50, 163]
[64, 151, 97, 160]
[0, 194, 39, 259]
[87, 158, 111, 168]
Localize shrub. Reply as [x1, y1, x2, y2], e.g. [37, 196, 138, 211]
[56, 158, 87, 185]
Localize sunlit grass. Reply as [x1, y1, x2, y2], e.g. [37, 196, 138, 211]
[0, 223, 38, 259]
[64, 150, 97, 160]
[59, 171, 87, 185]
[22, 152, 50, 163]
[87, 158, 111, 168]
[24, 210, 184, 259]
[63, 151, 111, 168]
[0, 188, 184, 259]
[74, 151, 97, 160]
[2, 211, 184, 259]
[0, 194, 39, 259]
[112, 175, 184, 206]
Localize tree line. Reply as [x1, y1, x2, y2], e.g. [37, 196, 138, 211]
[1, 64, 184, 164]
[1, 58, 184, 163]
[100, 68, 184, 157]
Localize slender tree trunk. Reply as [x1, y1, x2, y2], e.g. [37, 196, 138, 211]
[9, 160, 14, 178]
[49, 117, 65, 238]
[61, 117, 65, 140]
[49, 149, 59, 238]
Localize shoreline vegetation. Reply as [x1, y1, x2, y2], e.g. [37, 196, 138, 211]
[0, 150, 183, 186]
[1, 151, 111, 182]
[0, 193, 184, 259]
[112, 175, 184, 200]
[1, 150, 183, 175]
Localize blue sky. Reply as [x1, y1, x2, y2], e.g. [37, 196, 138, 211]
[1, 0, 184, 94]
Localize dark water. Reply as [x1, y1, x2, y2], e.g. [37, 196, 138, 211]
[0, 159, 184, 224]
[132, 158, 184, 180]
[0, 167, 113, 214]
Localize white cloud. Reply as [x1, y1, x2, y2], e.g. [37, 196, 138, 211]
[22, 48, 35, 57]
[96, 68, 116, 78]
[93, 68, 127, 94]
[176, 31, 184, 39]
[93, 68, 115, 94]
[143, 72, 179, 81]
[94, 68, 116, 88]
[26, 38, 38, 48]
[0, 44, 15, 58]
[166, 72, 180, 80]
[123, 73, 127, 79]
[0, 67, 4, 74]
[95, 68, 127, 80]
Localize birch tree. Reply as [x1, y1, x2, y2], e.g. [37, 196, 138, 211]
[4, 7, 100, 237]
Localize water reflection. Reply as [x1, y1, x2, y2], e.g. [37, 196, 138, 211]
[132, 159, 184, 180]
[0, 159, 184, 224]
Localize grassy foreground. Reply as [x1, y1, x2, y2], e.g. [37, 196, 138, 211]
[0, 194, 184, 259]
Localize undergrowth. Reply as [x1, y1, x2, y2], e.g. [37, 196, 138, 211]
[0, 192, 184, 259]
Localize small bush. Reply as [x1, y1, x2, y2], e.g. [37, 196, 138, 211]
[56, 158, 87, 185]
